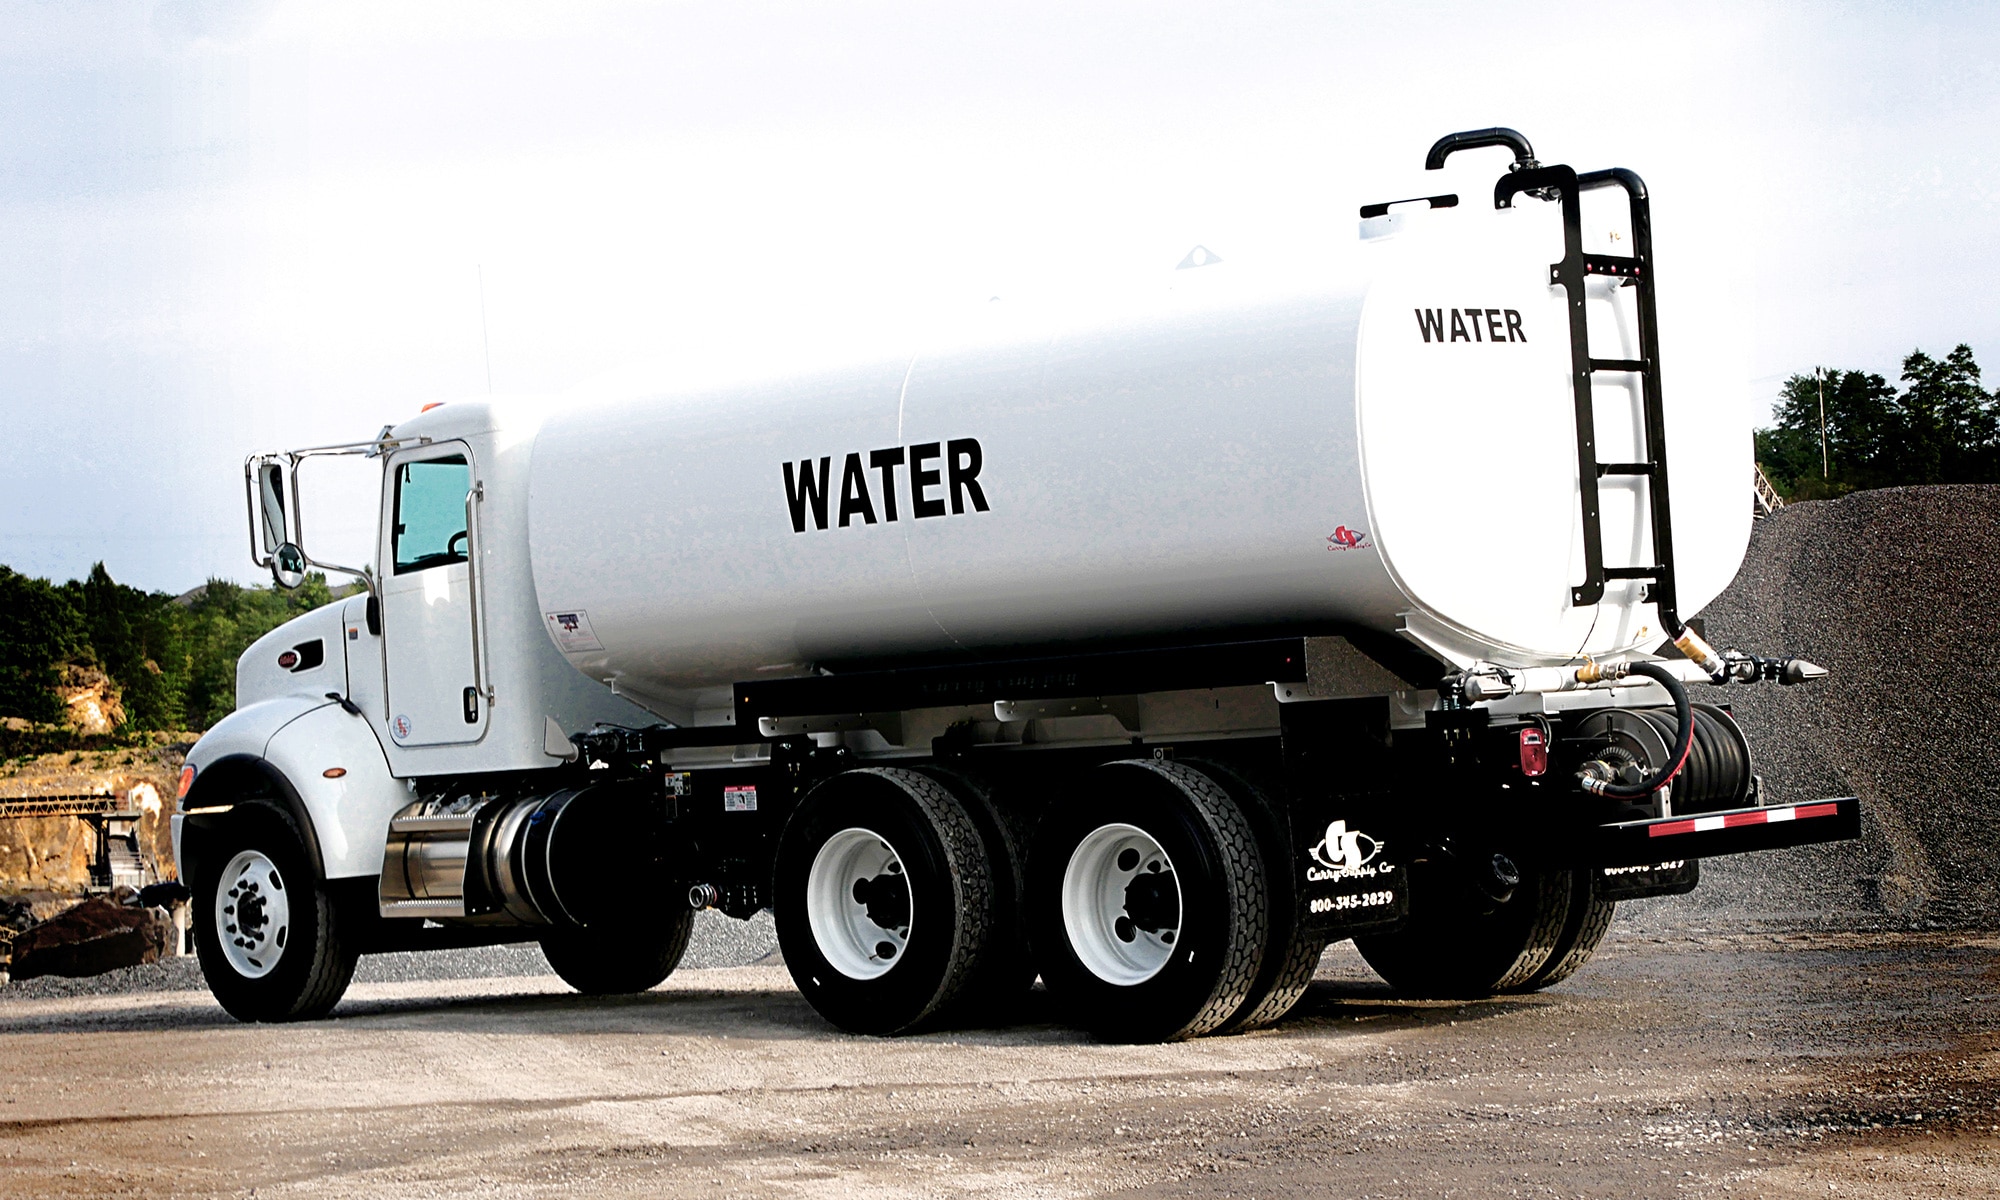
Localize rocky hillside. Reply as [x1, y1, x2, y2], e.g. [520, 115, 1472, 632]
[0, 740, 186, 899]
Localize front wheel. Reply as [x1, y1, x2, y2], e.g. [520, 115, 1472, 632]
[192, 804, 357, 1022]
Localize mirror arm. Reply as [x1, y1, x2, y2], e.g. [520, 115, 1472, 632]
[299, 554, 380, 600]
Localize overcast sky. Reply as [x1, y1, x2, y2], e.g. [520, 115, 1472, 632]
[4, 0, 1996, 592]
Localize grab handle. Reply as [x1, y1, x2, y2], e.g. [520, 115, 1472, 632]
[1424, 127, 1539, 172]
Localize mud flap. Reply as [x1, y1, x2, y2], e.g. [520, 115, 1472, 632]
[1594, 858, 1698, 901]
[1281, 698, 1411, 940]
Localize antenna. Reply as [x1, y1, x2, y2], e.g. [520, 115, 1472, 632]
[478, 265, 494, 394]
[1816, 366, 1832, 478]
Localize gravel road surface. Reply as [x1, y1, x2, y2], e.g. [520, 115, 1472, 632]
[2, 930, 1996, 1199]
[4, 487, 1996, 1196]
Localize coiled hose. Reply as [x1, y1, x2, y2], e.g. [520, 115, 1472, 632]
[1578, 661, 1693, 799]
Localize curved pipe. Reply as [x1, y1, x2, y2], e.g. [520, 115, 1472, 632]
[1579, 662, 1693, 799]
[1425, 127, 1537, 171]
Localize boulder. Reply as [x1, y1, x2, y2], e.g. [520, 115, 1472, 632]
[4, 895, 172, 981]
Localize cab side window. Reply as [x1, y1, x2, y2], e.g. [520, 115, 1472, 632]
[392, 456, 472, 575]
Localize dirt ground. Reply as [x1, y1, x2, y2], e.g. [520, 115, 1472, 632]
[2, 929, 1996, 1199]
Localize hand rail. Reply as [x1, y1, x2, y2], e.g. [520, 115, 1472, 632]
[463, 481, 492, 715]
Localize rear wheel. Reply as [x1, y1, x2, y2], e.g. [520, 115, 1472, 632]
[916, 765, 1037, 1023]
[1353, 857, 1570, 998]
[192, 804, 357, 1022]
[1030, 760, 1268, 1042]
[541, 905, 695, 995]
[774, 768, 993, 1035]
[1189, 760, 1322, 1033]
[1508, 869, 1615, 992]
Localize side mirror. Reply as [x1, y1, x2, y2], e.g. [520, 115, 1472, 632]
[257, 461, 290, 556]
[271, 542, 307, 590]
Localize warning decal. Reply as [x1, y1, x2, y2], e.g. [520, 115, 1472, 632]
[544, 609, 605, 653]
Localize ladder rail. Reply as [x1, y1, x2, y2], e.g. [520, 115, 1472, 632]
[1495, 161, 1682, 632]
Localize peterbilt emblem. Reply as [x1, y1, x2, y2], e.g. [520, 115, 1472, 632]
[1309, 820, 1384, 876]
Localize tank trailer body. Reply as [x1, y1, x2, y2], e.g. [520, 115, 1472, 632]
[175, 131, 1857, 1039]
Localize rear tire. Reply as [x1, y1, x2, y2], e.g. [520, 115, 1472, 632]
[1353, 858, 1570, 998]
[541, 905, 695, 995]
[192, 803, 357, 1023]
[916, 765, 1037, 1024]
[1030, 760, 1268, 1042]
[1188, 759, 1322, 1034]
[1508, 869, 1615, 992]
[774, 768, 994, 1035]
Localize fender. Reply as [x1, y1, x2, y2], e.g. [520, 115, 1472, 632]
[175, 697, 407, 881]
[175, 696, 329, 879]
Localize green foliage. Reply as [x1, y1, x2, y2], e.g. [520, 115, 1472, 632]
[0, 562, 341, 734]
[0, 567, 86, 725]
[1759, 345, 2000, 500]
[178, 573, 337, 730]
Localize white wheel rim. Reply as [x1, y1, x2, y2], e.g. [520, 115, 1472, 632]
[1062, 822, 1182, 986]
[807, 827, 912, 980]
[215, 849, 291, 979]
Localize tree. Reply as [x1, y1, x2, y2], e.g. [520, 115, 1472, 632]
[1895, 345, 1999, 486]
[0, 567, 86, 724]
[68, 563, 189, 732]
[1756, 345, 2000, 499]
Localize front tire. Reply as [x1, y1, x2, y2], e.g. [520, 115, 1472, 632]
[1030, 760, 1268, 1042]
[541, 905, 696, 995]
[192, 804, 357, 1022]
[774, 769, 994, 1035]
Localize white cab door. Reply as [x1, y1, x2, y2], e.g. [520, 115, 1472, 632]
[379, 443, 487, 747]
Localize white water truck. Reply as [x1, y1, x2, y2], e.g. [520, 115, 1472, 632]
[174, 130, 1857, 1040]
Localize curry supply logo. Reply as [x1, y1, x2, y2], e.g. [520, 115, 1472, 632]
[1306, 820, 1389, 882]
[391, 713, 412, 742]
[1326, 525, 1370, 551]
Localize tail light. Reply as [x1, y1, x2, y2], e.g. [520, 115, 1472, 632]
[1518, 728, 1548, 778]
[176, 765, 195, 801]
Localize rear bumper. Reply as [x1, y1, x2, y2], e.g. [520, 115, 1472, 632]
[1563, 796, 1861, 869]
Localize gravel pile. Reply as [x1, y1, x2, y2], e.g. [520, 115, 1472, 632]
[1625, 484, 2000, 933]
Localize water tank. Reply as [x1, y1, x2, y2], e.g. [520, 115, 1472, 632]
[526, 200, 1751, 708]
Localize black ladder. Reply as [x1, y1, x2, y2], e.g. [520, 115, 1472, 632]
[1427, 130, 1685, 633]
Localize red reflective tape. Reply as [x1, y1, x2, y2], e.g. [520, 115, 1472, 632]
[1646, 801, 1845, 839]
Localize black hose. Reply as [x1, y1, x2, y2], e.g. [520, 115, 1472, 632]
[1584, 662, 1693, 799]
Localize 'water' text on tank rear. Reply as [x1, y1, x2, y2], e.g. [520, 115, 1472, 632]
[1415, 308, 1526, 344]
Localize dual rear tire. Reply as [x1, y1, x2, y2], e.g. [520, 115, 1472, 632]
[775, 759, 1310, 1042]
[1354, 860, 1615, 997]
